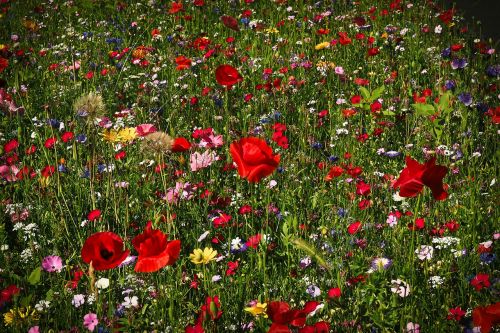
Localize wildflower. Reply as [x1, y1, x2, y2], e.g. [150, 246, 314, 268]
[122, 296, 139, 309]
[230, 137, 280, 183]
[416, 245, 434, 260]
[141, 131, 173, 154]
[81, 232, 130, 271]
[117, 127, 137, 143]
[215, 65, 243, 87]
[315, 41, 330, 50]
[41, 255, 63, 272]
[472, 302, 500, 333]
[327, 287, 342, 299]
[132, 221, 181, 272]
[429, 276, 444, 288]
[447, 307, 466, 321]
[3, 306, 39, 326]
[190, 247, 217, 265]
[391, 279, 411, 297]
[406, 322, 420, 333]
[95, 278, 109, 289]
[393, 156, 448, 200]
[244, 302, 268, 317]
[73, 92, 105, 119]
[72, 294, 85, 308]
[83, 312, 98, 331]
[470, 273, 491, 291]
[371, 257, 392, 271]
[306, 285, 321, 297]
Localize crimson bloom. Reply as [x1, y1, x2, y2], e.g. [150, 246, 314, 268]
[132, 221, 181, 273]
[215, 65, 243, 87]
[473, 302, 500, 333]
[393, 156, 448, 200]
[470, 273, 491, 291]
[172, 137, 191, 152]
[81, 232, 129, 271]
[221, 15, 239, 31]
[230, 137, 280, 183]
[347, 221, 362, 235]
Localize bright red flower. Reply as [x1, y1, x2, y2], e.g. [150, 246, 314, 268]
[356, 181, 371, 196]
[221, 15, 239, 31]
[471, 273, 491, 291]
[447, 307, 466, 321]
[81, 232, 130, 271]
[41, 165, 55, 178]
[393, 156, 448, 200]
[115, 151, 126, 160]
[169, 1, 183, 14]
[175, 55, 192, 70]
[132, 221, 181, 273]
[230, 137, 280, 183]
[61, 131, 74, 143]
[199, 296, 222, 321]
[367, 47, 379, 56]
[185, 322, 204, 333]
[347, 221, 362, 235]
[328, 287, 342, 299]
[245, 234, 262, 249]
[87, 209, 101, 221]
[338, 32, 352, 45]
[473, 302, 500, 333]
[215, 65, 243, 87]
[44, 137, 57, 149]
[324, 166, 343, 181]
[3, 139, 18, 154]
[299, 322, 330, 333]
[172, 137, 191, 152]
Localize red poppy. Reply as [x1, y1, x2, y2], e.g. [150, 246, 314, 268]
[347, 221, 362, 235]
[41, 165, 55, 178]
[221, 15, 239, 31]
[61, 131, 74, 143]
[355, 181, 371, 196]
[393, 156, 448, 200]
[81, 232, 130, 271]
[175, 55, 192, 70]
[367, 47, 379, 56]
[230, 137, 280, 183]
[172, 137, 191, 152]
[3, 139, 18, 154]
[87, 209, 101, 221]
[132, 221, 181, 273]
[199, 295, 223, 321]
[215, 65, 243, 87]
[0, 57, 8, 73]
[470, 273, 491, 291]
[473, 302, 500, 333]
[44, 137, 57, 149]
[325, 166, 343, 181]
[299, 322, 330, 333]
[169, 2, 183, 14]
[327, 287, 342, 299]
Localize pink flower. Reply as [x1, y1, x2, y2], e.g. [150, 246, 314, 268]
[0, 164, 20, 182]
[406, 322, 420, 333]
[136, 124, 157, 137]
[190, 150, 217, 172]
[28, 326, 40, 333]
[83, 313, 98, 331]
[41, 255, 63, 273]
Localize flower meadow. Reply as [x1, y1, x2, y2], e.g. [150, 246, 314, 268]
[0, 0, 499, 332]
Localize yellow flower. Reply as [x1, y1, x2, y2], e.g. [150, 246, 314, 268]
[117, 127, 138, 143]
[264, 27, 279, 34]
[189, 247, 218, 265]
[315, 42, 330, 50]
[381, 32, 388, 39]
[102, 129, 119, 143]
[3, 306, 39, 326]
[244, 302, 268, 317]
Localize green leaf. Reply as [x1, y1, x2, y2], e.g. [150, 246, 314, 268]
[359, 87, 370, 101]
[27, 267, 42, 285]
[370, 85, 385, 101]
[45, 289, 54, 302]
[20, 294, 33, 307]
[432, 125, 443, 140]
[437, 91, 453, 114]
[382, 110, 395, 116]
[412, 103, 435, 116]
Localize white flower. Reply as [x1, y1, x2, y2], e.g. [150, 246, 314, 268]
[434, 25, 442, 34]
[34, 300, 50, 312]
[95, 278, 110, 289]
[72, 294, 85, 308]
[122, 296, 139, 309]
[429, 276, 444, 288]
[391, 279, 411, 297]
[416, 245, 434, 260]
[197, 231, 210, 242]
[212, 275, 222, 282]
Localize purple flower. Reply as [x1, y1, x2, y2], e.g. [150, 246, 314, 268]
[41, 255, 63, 273]
[458, 92, 472, 106]
[83, 313, 99, 332]
[384, 151, 401, 158]
[441, 47, 451, 58]
[451, 58, 468, 70]
[486, 64, 500, 78]
[444, 80, 456, 91]
[306, 284, 321, 297]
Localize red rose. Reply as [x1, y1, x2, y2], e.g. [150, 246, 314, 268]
[172, 137, 191, 152]
[81, 232, 130, 271]
[230, 137, 280, 183]
[215, 65, 243, 87]
[132, 221, 181, 273]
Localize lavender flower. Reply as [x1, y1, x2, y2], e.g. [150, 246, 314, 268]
[458, 92, 472, 106]
[451, 58, 468, 70]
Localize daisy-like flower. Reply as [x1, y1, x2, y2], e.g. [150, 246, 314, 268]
[391, 279, 411, 297]
[189, 247, 218, 265]
[244, 302, 268, 317]
[117, 127, 138, 143]
[371, 257, 392, 271]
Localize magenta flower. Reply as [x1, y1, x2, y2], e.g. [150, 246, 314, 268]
[41, 255, 63, 273]
[83, 313, 98, 331]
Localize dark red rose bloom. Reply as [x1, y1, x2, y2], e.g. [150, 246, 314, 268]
[81, 232, 129, 271]
[393, 156, 448, 200]
[215, 65, 243, 87]
[172, 137, 191, 152]
[221, 15, 239, 31]
[132, 221, 181, 273]
[230, 137, 280, 183]
[473, 302, 500, 333]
